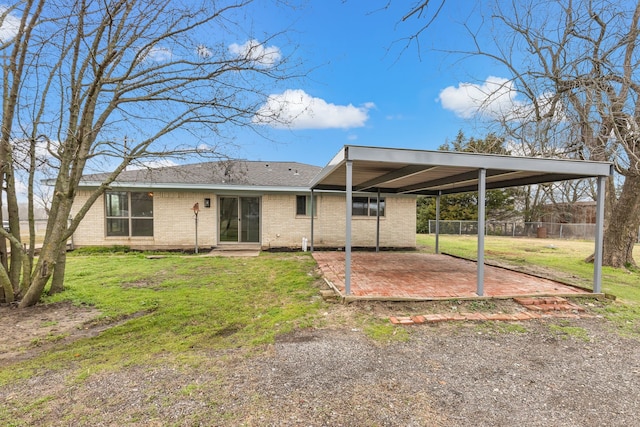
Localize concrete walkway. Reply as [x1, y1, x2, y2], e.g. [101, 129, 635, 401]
[312, 251, 589, 300]
[205, 249, 260, 257]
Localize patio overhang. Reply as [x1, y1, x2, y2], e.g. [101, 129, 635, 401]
[309, 145, 613, 298]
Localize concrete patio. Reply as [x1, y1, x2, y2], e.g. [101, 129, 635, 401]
[312, 251, 589, 300]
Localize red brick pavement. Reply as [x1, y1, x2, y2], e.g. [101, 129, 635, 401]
[312, 251, 589, 300]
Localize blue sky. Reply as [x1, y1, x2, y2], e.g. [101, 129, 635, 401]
[0, 0, 520, 176]
[231, 0, 512, 166]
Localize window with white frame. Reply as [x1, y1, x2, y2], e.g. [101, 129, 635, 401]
[352, 196, 385, 217]
[105, 191, 154, 236]
[296, 195, 317, 216]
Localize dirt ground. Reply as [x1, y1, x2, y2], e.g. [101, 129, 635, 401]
[2, 299, 640, 426]
[0, 302, 102, 366]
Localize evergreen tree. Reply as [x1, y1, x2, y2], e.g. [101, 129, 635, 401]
[416, 131, 517, 233]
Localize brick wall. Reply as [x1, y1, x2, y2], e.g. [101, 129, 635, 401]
[72, 190, 217, 250]
[256, 193, 417, 249]
[72, 190, 416, 250]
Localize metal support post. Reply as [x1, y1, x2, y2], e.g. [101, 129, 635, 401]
[593, 176, 606, 293]
[435, 192, 441, 254]
[345, 160, 353, 295]
[376, 188, 381, 252]
[310, 189, 315, 253]
[477, 169, 486, 296]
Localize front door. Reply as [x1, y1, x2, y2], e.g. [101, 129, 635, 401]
[219, 196, 260, 243]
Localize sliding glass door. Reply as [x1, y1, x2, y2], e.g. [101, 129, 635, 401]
[219, 196, 260, 243]
[240, 197, 260, 243]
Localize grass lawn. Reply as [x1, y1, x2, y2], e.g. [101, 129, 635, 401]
[4, 238, 640, 375]
[0, 251, 325, 384]
[3, 239, 639, 377]
[2, 241, 640, 425]
[417, 234, 640, 332]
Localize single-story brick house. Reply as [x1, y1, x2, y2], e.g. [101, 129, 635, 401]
[71, 159, 416, 250]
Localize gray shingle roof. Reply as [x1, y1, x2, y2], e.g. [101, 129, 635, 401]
[80, 160, 322, 189]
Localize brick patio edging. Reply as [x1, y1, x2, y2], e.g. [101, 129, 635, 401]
[389, 296, 592, 325]
[389, 311, 593, 325]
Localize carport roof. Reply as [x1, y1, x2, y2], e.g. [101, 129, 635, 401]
[310, 145, 613, 195]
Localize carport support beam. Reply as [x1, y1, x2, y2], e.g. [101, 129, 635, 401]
[310, 189, 315, 253]
[376, 188, 381, 252]
[477, 169, 486, 296]
[345, 160, 353, 295]
[435, 192, 441, 254]
[593, 175, 605, 293]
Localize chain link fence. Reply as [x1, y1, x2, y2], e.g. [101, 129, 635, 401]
[428, 220, 640, 242]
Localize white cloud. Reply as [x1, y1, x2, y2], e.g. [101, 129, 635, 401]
[14, 179, 28, 197]
[196, 44, 212, 58]
[10, 138, 58, 164]
[2, 179, 28, 205]
[438, 77, 566, 124]
[0, 6, 20, 43]
[438, 76, 525, 119]
[148, 47, 172, 62]
[229, 39, 281, 68]
[254, 89, 373, 130]
[140, 46, 173, 62]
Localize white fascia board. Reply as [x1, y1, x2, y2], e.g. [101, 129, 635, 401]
[310, 188, 415, 198]
[77, 180, 410, 198]
[344, 145, 613, 177]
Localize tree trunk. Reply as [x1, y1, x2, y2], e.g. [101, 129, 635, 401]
[0, 233, 8, 303]
[602, 174, 640, 268]
[18, 244, 56, 307]
[0, 193, 7, 273]
[19, 195, 72, 307]
[5, 169, 23, 293]
[0, 267, 13, 303]
[20, 248, 32, 297]
[49, 245, 67, 295]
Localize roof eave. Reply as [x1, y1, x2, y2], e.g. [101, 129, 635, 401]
[310, 146, 347, 188]
[311, 145, 613, 193]
[77, 181, 313, 193]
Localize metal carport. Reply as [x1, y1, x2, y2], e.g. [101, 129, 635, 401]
[309, 145, 613, 296]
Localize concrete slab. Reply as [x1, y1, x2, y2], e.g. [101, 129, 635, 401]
[312, 251, 589, 300]
[205, 249, 260, 257]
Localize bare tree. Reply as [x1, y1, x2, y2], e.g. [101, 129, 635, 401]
[402, 0, 640, 268]
[0, 0, 301, 306]
[500, 117, 597, 226]
[494, 0, 640, 267]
